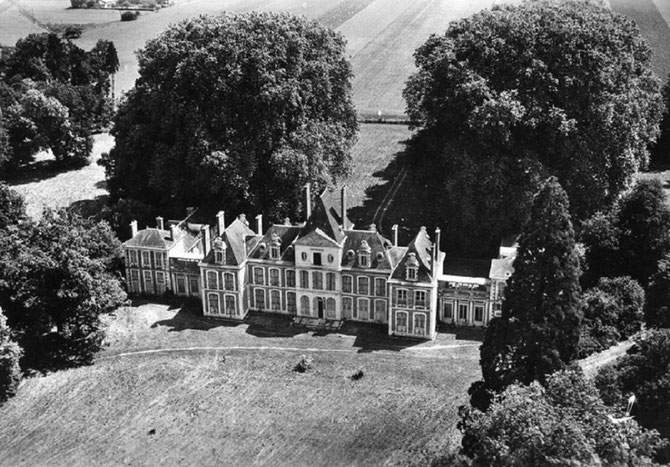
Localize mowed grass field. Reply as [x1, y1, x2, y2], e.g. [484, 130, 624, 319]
[0, 304, 482, 466]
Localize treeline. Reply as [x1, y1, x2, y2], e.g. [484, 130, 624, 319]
[0, 33, 118, 173]
[0, 183, 126, 402]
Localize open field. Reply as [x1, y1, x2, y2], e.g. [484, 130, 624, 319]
[0, 0, 520, 117]
[0, 303, 482, 466]
[8, 133, 113, 218]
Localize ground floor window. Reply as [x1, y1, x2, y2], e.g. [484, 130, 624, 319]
[358, 298, 369, 320]
[300, 296, 310, 316]
[374, 300, 387, 322]
[458, 303, 468, 320]
[396, 311, 408, 332]
[287, 292, 297, 314]
[443, 301, 453, 320]
[225, 295, 236, 315]
[176, 275, 186, 294]
[156, 271, 166, 294]
[143, 270, 154, 294]
[271, 290, 281, 311]
[342, 297, 353, 318]
[255, 289, 266, 310]
[189, 277, 199, 297]
[493, 302, 502, 317]
[326, 298, 336, 319]
[208, 293, 220, 314]
[129, 269, 140, 293]
[474, 304, 484, 322]
[414, 313, 426, 336]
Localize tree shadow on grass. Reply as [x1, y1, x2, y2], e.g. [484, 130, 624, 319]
[151, 301, 243, 332]
[5, 158, 88, 186]
[68, 194, 110, 218]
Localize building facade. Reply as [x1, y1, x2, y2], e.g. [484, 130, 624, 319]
[124, 188, 516, 338]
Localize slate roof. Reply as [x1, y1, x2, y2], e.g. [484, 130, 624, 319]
[297, 194, 345, 245]
[123, 228, 173, 249]
[341, 230, 395, 270]
[390, 227, 435, 282]
[201, 217, 256, 266]
[443, 258, 492, 279]
[248, 224, 302, 261]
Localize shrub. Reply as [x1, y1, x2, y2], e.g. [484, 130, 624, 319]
[0, 309, 22, 403]
[293, 355, 312, 373]
[350, 369, 364, 381]
[120, 11, 140, 21]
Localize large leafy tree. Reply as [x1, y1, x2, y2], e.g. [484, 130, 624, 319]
[403, 0, 663, 254]
[460, 368, 666, 465]
[103, 12, 357, 220]
[0, 209, 126, 367]
[477, 178, 582, 400]
[582, 179, 670, 288]
[0, 182, 26, 229]
[595, 329, 670, 463]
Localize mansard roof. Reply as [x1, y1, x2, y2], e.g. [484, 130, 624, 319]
[341, 230, 395, 270]
[390, 227, 435, 282]
[248, 224, 302, 261]
[201, 217, 255, 266]
[123, 228, 173, 249]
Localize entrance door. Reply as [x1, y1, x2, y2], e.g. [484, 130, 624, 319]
[189, 278, 199, 297]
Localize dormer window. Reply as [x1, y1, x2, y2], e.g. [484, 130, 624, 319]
[270, 233, 281, 260]
[358, 240, 371, 268]
[213, 237, 226, 265]
[406, 252, 419, 281]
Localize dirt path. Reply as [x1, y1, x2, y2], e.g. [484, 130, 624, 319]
[578, 339, 634, 379]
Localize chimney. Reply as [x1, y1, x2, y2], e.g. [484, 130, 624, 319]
[434, 227, 441, 262]
[170, 224, 178, 241]
[216, 211, 225, 236]
[202, 225, 211, 256]
[392, 224, 398, 246]
[370, 223, 376, 232]
[341, 185, 347, 230]
[130, 220, 138, 237]
[156, 216, 164, 231]
[238, 213, 248, 226]
[255, 214, 263, 236]
[305, 183, 311, 220]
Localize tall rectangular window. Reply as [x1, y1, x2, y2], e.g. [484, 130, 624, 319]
[224, 273, 235, 290]
[342, 275, 353, 293]
[397, 289, 407, 306]
[414, 314, 426, 336]
[207, 293, 219, 314]
[154, 251, 164, 269]
[342, 297, 353, 316]
[326, 273, 336, 291]
[270, 269, 280, 287]
[286, 270, 296, 287]
[271, 290, 281, 311]
[358, 276, 369, 295]
[312, 272, 323, 290]
[459, 303, 468, 320]
[225, 295, 236, 315]
[358, 298, 369, 320]
[396, 312, 408, 332]
[375, 278, 386, 296]
[129, 250, 138, 266]
[474, 304, 484, 322]
[443, 302, 453, 319]
[207, 271, 218, 290]
[375, 300, 387, 322]
[415, 291, 427, 309]
[254, 267, 265, 285]
[300, 271, 309, 289]
[255, 289, 265, 310]
[141, 251, 151, 268]
[313, 252, 322, 266]
[287, 292, 297, 314]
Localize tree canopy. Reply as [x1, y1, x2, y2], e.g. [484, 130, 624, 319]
[0, 307, 21, 403]
[103, 12, 357, 221]
[0, 208, 127, 367]
[477, 178, 582, 402]
[460, 368, 666, 465]
[403, 0, 663, 255]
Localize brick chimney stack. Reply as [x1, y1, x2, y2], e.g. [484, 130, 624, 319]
[255, 214, 263, 236]
[341, 185, 347, 230]
[202, 225, 211, 256]
[156, 216, 164, 231]
[392, 224, 398, 247]
[130, 220, 138, 237]
[305, 183, 311, 220]
[216, 211, 225, 236]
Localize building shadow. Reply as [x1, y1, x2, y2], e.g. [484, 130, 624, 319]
[438, 324, 486, 342]
[244, 312, 308, 338]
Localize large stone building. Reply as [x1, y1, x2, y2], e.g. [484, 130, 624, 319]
[123, 187, 516, 338]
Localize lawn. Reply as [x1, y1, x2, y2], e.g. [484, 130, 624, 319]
[0, 303, 482, 466]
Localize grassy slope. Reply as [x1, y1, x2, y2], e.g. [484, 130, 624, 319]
[0, 304, 481, 466]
